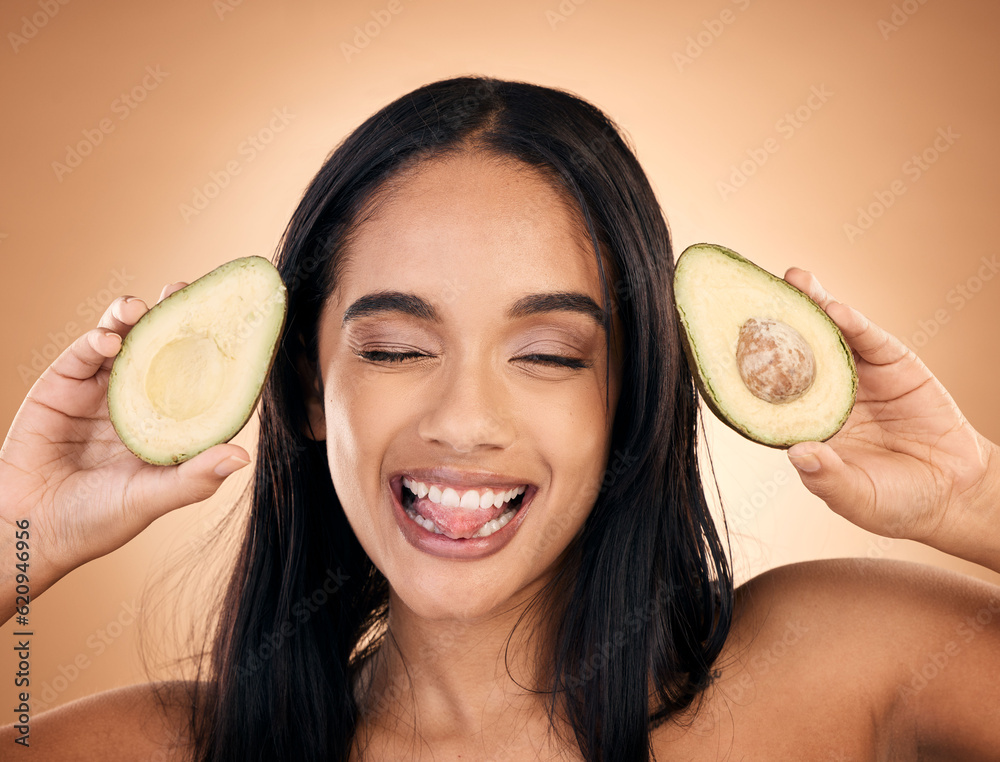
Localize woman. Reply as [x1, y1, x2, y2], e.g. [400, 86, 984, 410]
[2, 77, 998, 760]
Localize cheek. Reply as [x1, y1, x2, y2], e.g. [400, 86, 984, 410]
[320, 364, 404, 535]
[509, 429, 607, 575]
[521, 382, 613, 535]
[324, 359, 412, 459]
[320, 361, 438, 532]
[532, 367, 613, 457]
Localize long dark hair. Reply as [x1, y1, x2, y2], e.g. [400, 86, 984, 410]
[186, 76, 733, 761]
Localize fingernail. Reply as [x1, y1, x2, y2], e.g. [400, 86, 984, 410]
[789, 453, 821, 473]
[215, 455, 250, 477]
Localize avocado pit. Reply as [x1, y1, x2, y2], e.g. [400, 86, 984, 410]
[736, 317, 816, 404]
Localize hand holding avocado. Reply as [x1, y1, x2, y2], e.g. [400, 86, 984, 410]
[782, 267, 1000, 568]
[676, 243, 999, 568]
[0, 282, 253, 615]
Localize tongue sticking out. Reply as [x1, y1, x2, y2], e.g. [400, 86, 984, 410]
[410, 494, 513, 540]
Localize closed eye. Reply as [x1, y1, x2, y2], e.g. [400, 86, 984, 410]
[355, 350, 589, 369]
[513, 354, 590, 370]
[355, 349, 431, 363]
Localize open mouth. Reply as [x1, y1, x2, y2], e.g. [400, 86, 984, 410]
[400, 477, 528, 540]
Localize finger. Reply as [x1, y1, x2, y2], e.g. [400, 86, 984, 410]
[787, 441, 875, 522]
[825, 302, 910, 367]
[28, 329, 124, 417]
[125, 443, 252, 524]
[97, 295, 149, 336]
[158, 282, 188, 304]
[45, 327, 122, 383]
[94, 282, 188, 361]
[784, 268, 835, 310]
[785, 268, 911, 368]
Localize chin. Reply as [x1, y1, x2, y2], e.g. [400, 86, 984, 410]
[383, 551, 531, 623]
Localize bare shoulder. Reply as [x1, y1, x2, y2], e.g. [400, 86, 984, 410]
[731, 555, 1000, 638]
[0, 680, 200, 761]
[654, 558, 1000, 759]
[727, 556, 1000, 670]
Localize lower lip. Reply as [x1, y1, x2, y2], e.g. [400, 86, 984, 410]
[389, 478, 535, 560]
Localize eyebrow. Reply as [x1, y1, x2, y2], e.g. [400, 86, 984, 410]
[506, 292, 606, 329]
[341, 290, 607, 330]
[341, 291, 438, 325]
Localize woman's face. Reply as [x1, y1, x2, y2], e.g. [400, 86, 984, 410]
[310, 151, 621, 621]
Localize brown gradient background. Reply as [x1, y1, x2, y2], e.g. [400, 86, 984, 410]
[2, 0, 999, 713]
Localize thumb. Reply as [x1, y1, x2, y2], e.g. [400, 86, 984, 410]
[787, 441, 872, 520]
[133, 444, 251, 523]
[174, 444, 252, 504]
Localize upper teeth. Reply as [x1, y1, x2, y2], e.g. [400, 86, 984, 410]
[402, 477, 526, 510]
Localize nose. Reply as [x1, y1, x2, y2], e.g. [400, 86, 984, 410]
[417, 355, 515, 453]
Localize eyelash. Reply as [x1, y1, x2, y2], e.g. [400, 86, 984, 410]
[517, 353, 590, 370]
[354, 350, 590, 370]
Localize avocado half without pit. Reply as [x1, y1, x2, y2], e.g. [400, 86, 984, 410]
[107, 256, 287, 465]
[673, 243, 857, 448]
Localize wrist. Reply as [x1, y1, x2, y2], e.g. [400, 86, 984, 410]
[0, 506, 68, 625]
[930, 436, 1000, 573]
[976, 438, 1000, 567]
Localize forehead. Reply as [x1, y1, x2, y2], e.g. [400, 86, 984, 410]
[335, 152, 603, 300]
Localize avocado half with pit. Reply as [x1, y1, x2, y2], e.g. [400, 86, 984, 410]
[674, 243, 856, 448]
[108, 256, 287, 465]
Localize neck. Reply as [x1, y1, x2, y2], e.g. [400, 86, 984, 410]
[357, 576, 569, 754]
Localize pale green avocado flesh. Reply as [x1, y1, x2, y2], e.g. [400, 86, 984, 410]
[108, 256, 287, 464]
[674, 243, 857, 448]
